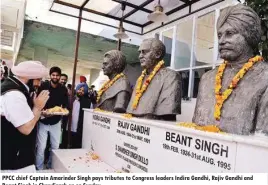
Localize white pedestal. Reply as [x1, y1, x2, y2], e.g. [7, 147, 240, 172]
[82, 109, 268, 173]
[52, 149, 116, 173]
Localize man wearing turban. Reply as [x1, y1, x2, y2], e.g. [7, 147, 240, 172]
[63, 82, 91, 148]
[96, 50, 132, 113]
[80, 76, 87, 83]
[1, 61, 49, 172]
[193, 4, 268, 135]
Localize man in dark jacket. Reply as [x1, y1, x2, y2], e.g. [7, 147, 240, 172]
[1, 61, 49, 172]
[88, 85, 97, 107]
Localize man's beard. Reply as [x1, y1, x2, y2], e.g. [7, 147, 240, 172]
[51, 79, 59, 84]
[27, 80, 38, 93]
[77, 92, 83, 97]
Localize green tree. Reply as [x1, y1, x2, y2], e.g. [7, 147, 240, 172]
[245, 0, 268, 60]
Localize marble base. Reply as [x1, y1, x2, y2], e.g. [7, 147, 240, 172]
[52, 149, 116, 173]
[82, 109, 268, 173]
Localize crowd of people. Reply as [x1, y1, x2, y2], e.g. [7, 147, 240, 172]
[1, 61, 98, 172]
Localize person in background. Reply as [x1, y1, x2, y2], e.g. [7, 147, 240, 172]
[79, 76, 89, 93]
[66, 84, 75, 106]
[80, 76, 87, 83]
[60, 83, 73, 149]
[0, 62, 8, 83]
[0, 65, 5, 83]
[63, 83, 91, 148]
[67, 84, 72, 94]
[60, 74, 68, 86]
[88, 85, 97, 108]
[59, 74, 69, 148]
[1, 61, 49, 172]
[35, 66, 68, 170]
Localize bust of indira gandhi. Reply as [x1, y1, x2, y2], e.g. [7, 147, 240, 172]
[193, 4, 268, 135]
[127, 38, 181, 121]
[96, 50, 132, 113]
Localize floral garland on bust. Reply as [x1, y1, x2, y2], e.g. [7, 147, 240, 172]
[122, 113, 133, 119]
[94, 108, 110, 113]
[96, 73, 125, 103]
[214, 55, 263, 121]
[177, 122, 224, 134]
[132, 60, 165, 110]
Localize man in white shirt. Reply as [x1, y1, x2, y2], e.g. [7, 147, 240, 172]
[1, 61, 50, 172]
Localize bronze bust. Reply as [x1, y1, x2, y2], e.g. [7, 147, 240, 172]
[96, 50, 132, 113]
[127, 38, 181, 121]
[193, 4, 268, 135]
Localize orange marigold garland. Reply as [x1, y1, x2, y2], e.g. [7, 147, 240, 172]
[91, 153, 99, 160]
[96, 73, 125, 103]
[122, 113, 133, 119]
[214, 55, 263, 121]
[177, 122, 224, 133]
[132, 60, 165, 110]
[94, 108, 110, 113]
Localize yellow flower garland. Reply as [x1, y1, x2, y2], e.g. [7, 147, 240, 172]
[132, 60, 165, 110]
[96, 73, 125, 103]
[94, 108, 110, 113]
[177, 122, 224, 134]
[122, 113, 133, 119]
[214, 55, 263, 121]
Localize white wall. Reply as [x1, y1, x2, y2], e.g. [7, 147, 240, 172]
[89, 68, 100, 86]
[91, 70, 109, 91]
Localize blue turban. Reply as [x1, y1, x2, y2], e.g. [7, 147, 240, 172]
[76, 82, 89, 96]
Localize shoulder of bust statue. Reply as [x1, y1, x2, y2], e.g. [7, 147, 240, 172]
[101, 77, 131, 97]
[116, 76, 132, 92]
[159, 67, 180, 79]
[156, 67, 171, 75]
[258, 61, 268, 81]
[201, 68, 217, 80]
[260, 60, 268, 67]
[97, 77, 131, 107]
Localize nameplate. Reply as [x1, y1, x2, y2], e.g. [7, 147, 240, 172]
[83, 112, 240, 172]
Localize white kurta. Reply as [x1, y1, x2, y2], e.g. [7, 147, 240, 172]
[0, 77, 34, 128]
[70, 99, 80, 133]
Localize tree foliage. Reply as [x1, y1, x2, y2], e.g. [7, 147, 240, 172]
[245, 0, 268, 60]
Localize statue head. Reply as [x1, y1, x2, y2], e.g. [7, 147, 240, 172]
[102, 50, 126, 78]
[138, 38, 166, 70]
[217, 4, 261, 62]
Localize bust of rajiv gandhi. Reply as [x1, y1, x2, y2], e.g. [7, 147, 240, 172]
[127, 38, 181, 121]
[193, 4, 268, 135]
[96, 50, 132, 113]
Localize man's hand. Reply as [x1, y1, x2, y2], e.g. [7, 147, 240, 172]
[33, 90, 50, 111]
[18, 90, 49, 135]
